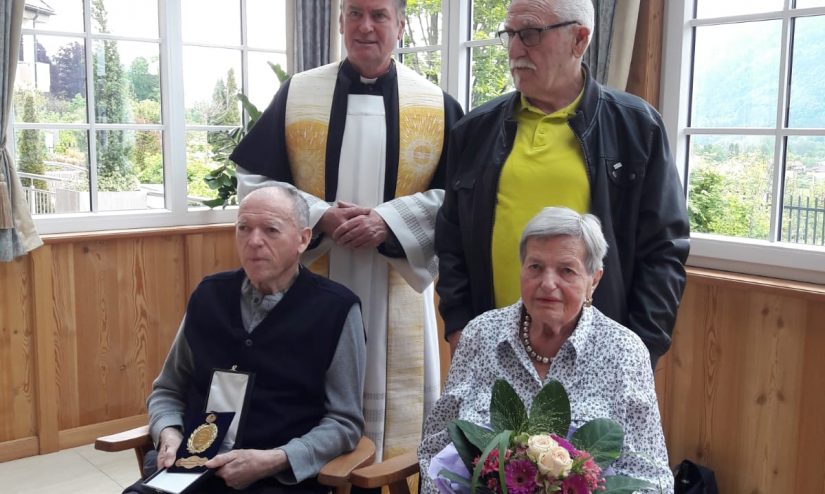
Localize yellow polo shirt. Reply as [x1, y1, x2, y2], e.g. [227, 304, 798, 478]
[491, 92, 589, 308]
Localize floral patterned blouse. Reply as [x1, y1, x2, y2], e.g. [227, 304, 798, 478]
[418, 302, 674, 493]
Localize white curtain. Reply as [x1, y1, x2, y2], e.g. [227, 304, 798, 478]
[1, 0, 42, 261]
[584, 0, 640, 91]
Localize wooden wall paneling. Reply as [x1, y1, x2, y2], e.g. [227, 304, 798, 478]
[627, 0, 664, 108]
[29, 245, 61, 453]
[184, 227, 239, 296]
[794, 301, 825, 492]
[0, 257, 37, 450]
[56, 235, 187, 449]
[664, 282, 724, 469]
[665, 277, 819, 493]
[734, 292, 805, 492]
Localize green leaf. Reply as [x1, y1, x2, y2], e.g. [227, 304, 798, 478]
[602, 474, 656, 494]
[201, 198, 224, 208]
[526, 379, 571, 436]
[447, 421, 480, 474]
[237, 94, 262, 124]
[455, 420, 496, 451]
[470, 430, 511, 494]
[489, 380, 527, 434]
[570, 418, 624, 468]
[268, 61, 289, 83]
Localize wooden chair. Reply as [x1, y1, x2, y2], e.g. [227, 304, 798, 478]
[349, 451, 419, 494]
[95, 426, 376, 494]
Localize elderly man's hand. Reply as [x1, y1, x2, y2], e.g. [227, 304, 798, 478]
[156, 427, 183, 470]
[333, 209, 389, 249]
[206, 448, 288, 490]
[317, 201, 371, 237]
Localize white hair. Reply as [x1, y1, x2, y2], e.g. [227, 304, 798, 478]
[519, 206, 608, 275]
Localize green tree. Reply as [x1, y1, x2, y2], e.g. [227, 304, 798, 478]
[403, 0, 441, 84]
[17, 92, 48, 190]
[131, 100, 162, 183]
[50, 41, 86, 100]
[206, 68, 241, 155]
[128, 56, 160, 102]
[92, 0, 138, 191]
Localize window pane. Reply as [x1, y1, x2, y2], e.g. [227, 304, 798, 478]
[183, 47, 242, 125]
[186, 130, 231, 208]
[696, 0, 783, 18]
[96, 130, 142, 201]
[247, 52, 287, 113]
[787, 15, 825, 128]
[181, 0, 240, 45]
[687, 135, 774, 240]
[691, 21, 781, 128]
[795, 0, 825, 8]
[471, 1, 508, 41]
[15, 35, 87, 123]
[23, 0, 84, 32]
[91, 0, 158, 38]
[782, 136, 825, 245]
[93, 40, 160, 124]
[470, 45, 512, 109]
[247, 0, 287, 49]
[15, 128, 90, 214]
[403, 2, 442, 47]
[399, 51, 441, 85]
[133, 130, 164, 208]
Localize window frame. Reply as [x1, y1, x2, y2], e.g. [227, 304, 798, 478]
[661, 0, 825, 284]
[13, 0, 287, 235]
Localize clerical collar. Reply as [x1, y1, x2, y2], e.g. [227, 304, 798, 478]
[340, 58, 397, 93]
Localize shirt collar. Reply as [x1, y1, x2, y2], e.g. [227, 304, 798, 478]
[519, 84, 585, 119]
[497, 301, 596, 362]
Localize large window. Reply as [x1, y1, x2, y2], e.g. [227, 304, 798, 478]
[12, 0, 287, 233]
[662, 0, 825, 282]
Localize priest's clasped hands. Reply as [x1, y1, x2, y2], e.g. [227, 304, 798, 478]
[317, 201, 389, 249]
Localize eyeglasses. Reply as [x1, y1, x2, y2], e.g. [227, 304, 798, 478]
[497, 21, 580, 48]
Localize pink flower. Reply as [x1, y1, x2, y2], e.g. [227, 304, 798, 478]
[559, 474, 590, 494]
[474, 448, 511, 477]
[504, 459, 538, 494]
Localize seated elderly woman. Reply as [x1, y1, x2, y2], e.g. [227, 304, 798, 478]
[419, 207, 674, 493]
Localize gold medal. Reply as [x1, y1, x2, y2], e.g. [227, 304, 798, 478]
[186, 413, 218, 454]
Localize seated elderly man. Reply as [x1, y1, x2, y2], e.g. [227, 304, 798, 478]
[419, 207, 673, 493]
[125, 184, 366, 494]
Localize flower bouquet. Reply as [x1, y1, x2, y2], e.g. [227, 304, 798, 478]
[429, 379, 655, 494]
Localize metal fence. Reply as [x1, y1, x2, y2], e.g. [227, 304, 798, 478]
[783, 195, 825, 245]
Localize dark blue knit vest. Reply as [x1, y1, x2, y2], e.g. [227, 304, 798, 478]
[182, 267, 358, 453]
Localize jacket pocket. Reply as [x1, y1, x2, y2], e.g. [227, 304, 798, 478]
[605, 159, 645, 188]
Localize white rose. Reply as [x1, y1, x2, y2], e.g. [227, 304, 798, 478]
[536, 447, 573, 478]
[526, 434, 558, 461]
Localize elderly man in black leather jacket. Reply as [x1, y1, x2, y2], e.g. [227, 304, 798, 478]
[435, 0, 689, 368]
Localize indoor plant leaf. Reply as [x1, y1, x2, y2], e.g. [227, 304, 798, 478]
[570, 418, 624, 468]
[489, 379, 527, 434]
[526, 379, 571, 436]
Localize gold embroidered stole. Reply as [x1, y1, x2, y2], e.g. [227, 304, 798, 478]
[283, 61, 444, 459]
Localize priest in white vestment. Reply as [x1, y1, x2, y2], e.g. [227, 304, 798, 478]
[230, 0, 463, 462]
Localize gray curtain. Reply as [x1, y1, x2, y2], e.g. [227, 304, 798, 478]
[294, 0, 331, 73]
[1, 0, 42, 261]
[583, 0, 639, 90]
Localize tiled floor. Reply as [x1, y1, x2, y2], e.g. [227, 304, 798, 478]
[0, 444, 136, 494]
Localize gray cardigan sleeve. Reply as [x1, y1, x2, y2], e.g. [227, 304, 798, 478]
[276, 303, 367, 483]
